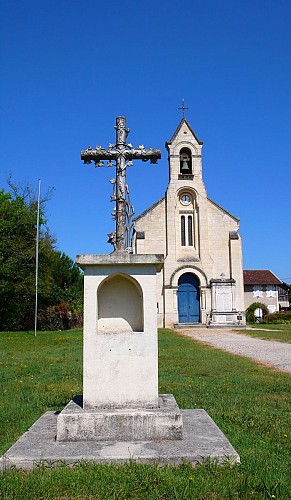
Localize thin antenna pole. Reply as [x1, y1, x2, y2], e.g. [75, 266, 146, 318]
[34, 179, 41, 337]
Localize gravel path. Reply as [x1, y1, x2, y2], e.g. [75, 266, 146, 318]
[180, 329, 291, 374]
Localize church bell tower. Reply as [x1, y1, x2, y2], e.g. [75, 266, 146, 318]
[133, 115, 245, 328]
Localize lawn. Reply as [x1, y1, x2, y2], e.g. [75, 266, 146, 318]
[0, 328, 290, 499]
[242, 324, 291, 343]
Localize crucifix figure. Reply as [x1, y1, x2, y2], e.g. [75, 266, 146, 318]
[81, 116, 161, 253]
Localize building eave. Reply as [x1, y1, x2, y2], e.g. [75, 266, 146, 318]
[133, 196, 165, 223]
[208, 197, 240, 223]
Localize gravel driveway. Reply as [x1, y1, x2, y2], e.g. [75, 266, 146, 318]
[179, 329, 291, 374]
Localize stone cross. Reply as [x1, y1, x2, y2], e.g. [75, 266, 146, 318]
[81, 116, 161, 252]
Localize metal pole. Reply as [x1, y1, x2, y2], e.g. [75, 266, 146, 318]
[34, 179, 41, 337]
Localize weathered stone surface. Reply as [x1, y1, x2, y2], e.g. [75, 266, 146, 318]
[81, 258, 163, 409]
[0, 409, 240, 471]
[57, 394, 182, 442]
[76, 253, 164, 271]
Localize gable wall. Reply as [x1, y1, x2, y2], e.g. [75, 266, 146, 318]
[207, 200, 238, 277]
[133, 199, 166, 255]
[132, 118, 245, 325]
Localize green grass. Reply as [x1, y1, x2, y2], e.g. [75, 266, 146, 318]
[0, 328, 291, 499]
[242, 324, 291, 343]
[0, 329, 83, 456]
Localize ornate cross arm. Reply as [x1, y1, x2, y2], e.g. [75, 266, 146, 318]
[81, 147, 161, 165]
[81, 148, 119, 164]
[124, 149, 161, 164]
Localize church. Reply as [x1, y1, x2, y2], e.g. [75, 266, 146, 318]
[132, 118, 245, 328]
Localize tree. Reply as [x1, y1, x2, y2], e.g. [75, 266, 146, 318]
[0, 185, 83, 331]
[37, 250, 83, 330]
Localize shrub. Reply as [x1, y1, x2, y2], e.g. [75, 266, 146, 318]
[38, 302, 83, 331]
[265, 311, 291, 324]
[245, 302, 269, 323]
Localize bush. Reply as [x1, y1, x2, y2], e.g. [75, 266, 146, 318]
[265, 311, 291, 324]
[38, 302, 83, 331]
[245, 302, 269, 323]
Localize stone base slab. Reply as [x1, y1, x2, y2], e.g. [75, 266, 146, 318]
[57, 394, 182, 442]
[0, 409, 240, 471]
[210, 311, 245, 327]
[174, 324, 246, 330]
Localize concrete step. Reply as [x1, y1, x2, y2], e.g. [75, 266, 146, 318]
[174, 323, 246, 330]
[174, 323, 204, 329]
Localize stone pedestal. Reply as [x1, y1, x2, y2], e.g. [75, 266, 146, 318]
[57, 394, 182, 442]
[1, 252, 240, 466]
[56, 253, 183, 442]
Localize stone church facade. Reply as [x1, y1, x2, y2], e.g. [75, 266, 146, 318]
[132, 118, 245, 328]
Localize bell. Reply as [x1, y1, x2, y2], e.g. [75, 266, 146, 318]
[180, 159, 190, 173]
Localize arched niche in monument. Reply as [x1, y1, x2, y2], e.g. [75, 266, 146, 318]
[97, 273, 144, 333]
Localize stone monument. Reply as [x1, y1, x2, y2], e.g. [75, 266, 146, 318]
[0, 117, 240, 469]
[57, 116, 183, 442]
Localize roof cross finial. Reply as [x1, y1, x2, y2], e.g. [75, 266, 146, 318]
[178, 98, 189, 118]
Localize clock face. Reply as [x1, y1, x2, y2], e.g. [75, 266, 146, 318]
[180, 194, 191, 205]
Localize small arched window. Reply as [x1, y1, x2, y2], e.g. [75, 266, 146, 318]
[181, 216, 186, 246]
[179, 148, 192, 175]
[188, 216, 193, 246]
[181, 214, 194, 247]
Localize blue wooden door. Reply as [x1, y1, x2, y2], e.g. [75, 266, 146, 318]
[178, 273, 200, 323]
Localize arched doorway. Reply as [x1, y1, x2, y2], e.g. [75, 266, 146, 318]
[178, 273, 200, 323]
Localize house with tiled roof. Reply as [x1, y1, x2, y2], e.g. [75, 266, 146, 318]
[243, 270, 289, 312]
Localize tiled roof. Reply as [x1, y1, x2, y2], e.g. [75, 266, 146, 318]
[243, 270, 282, 285]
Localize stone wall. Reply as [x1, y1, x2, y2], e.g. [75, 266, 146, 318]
[133, 118, 245, 327]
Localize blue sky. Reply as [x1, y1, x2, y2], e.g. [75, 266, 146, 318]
[1, 0, 290, 282]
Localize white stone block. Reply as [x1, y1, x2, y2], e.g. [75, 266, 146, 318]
[57, 394, 183, 442]
[77, 254, 164, 409]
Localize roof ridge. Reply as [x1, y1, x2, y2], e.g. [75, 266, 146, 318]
[166, 118, 203, 146]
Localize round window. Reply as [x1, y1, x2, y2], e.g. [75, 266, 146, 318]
[180, 194, 191, 205]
